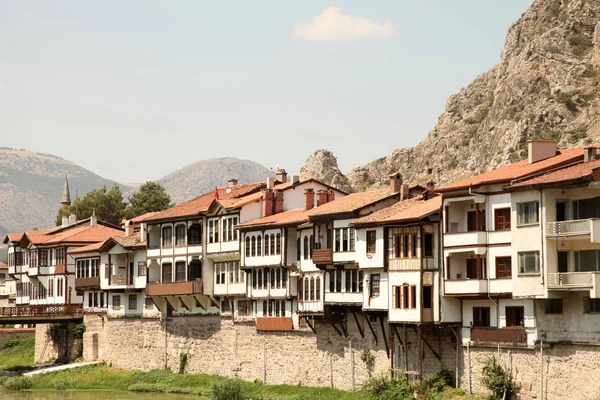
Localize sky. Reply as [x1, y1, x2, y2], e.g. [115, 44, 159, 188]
[0, 1, 533, 183]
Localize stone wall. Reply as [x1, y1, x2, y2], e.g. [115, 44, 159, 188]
[462, 344, 600, 400]
[85, 313, 457, 390]
[35, 322, 83, 364]
[0, 328, 35, 349]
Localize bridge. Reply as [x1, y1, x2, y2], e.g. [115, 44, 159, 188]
[0, 304, 84, 324]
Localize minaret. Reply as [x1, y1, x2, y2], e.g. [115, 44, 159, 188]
[61, 174, 71, 208]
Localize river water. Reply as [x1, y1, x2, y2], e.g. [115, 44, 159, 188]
[0, 391, 205, 400]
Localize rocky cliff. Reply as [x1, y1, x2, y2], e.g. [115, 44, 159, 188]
[303, 0, 600, 191]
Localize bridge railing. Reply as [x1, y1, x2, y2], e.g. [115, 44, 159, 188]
[0, 304, 83, 318]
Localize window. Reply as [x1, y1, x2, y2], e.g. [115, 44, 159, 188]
[188, 223, 202, 245]
[39, 250, 48, 267]
[423, 285, 432, 309]
[55, 248, 66, 265]
[333, 228, 356, 252]
[245, 237, 251, 256]
[495, 257, 512, 278]
[175, 261, 186, 282]
[585, 297, 600, 313]
[270, 234, 276, 255]
[215, 262, 243, 284]
[251, 237, 256, 257]
[517, 201, 539, 225]
[545, 299, 563, 314]
[112, 295, 121, 310]
[47, 278, 53, 296]
[573, 198, 599, 219]
[370, 274, 380, 297]
[466, 258, 486, 279]
[127, 294, 137, 310]
[473, 307, 491, 327]
[423, 233, 433, 258]
[208, 219, 219, 243]
[303, 236, 309, 260]
[221, 297, 232, 313]
[505, 306, 524, 327]
[393, 285, 416, 309]
[161, 262, 173, 283]
[262, 299, 286, 317]
[327, 269, 343, 292]
[344, 270, 363, 293]
[221, 216, 238, 242]
[518, 251, 540, 274]
[162, 226, 173, 247]
[367, 230, 377, 253]
[276, 233, 281, 255]
[175, 225, 186, 246]
[467, 210, 486, 231]
[399, 234, 417, 258]
[57, 278, 64, 297]
[145, 297, 154, 308]
[494, 208, 511, 231]
[575, 250, 600, 272]
[138, 262, 146, 277]
[257, 236, 262, 257]
[237, 300, 251, 316]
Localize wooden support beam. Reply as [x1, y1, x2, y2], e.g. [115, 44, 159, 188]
[390, 324, 395, 375]
[365, 314, 378, 344]
[403, 324, 408, 375]
[379, 315, 389, 357]
[352, 311, 365, 338]
[417, 325, 423, 380]
[330, 321, 343, 337]
[393, 325, 404, 347]
[340, 317, 348, 338]
[421, 329, 441, 361]
[304, 316, 317, 334]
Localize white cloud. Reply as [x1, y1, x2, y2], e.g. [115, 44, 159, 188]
[24, 11, 36, 21]
[0, 82, 4, 91]
[293, 7, 395, 42]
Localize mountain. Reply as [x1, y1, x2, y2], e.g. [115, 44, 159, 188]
[300, 150, 353, 193]
[302, 0, 600, 191]
[0, 148, 133, 236]
[155, 157, 274, 205]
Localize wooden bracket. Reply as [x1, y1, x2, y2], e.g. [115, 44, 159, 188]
[365, 314, 378, 344]
[379, 315, 389, 357]
[351, 311, 365, 338]
[303, 316, 317, 334]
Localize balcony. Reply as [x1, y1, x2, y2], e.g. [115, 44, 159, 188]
[548, 272, 597, 290]
[298, 300, 324, 314]
[146, 279, 203, 296]
[444, 279, 488, 296]
[75, 277, 101, 291]
[546, 219, 600, 242]
[444, 231, 487, 248]
[110, 275, 128, 286]
[256, 317, 293, 331]
[28, 266, 39, 276]
[471, 327, 526, 344]
[312, 248, 333, 266]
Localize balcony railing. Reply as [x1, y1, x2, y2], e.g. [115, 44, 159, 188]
[312, 248, 333, 265]
[0, 304, 83, 318]
[548, 272, 595, 289]
[471, 327, 526, 343]
[546, 219, 595, 237]
[146, 279, 203, 296]
[75, 277, 101, 289]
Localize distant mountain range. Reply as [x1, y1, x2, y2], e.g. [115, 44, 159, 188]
[0, 149, 274, 237]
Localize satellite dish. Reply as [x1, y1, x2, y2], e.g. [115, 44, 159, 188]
[226, 188, 232, 193]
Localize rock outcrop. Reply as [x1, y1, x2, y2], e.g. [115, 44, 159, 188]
[299, 150, 353, 193]
[306, 0, 600, 191]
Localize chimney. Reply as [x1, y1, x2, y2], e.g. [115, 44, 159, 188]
[228, 178, 238, 187]
[316, 190, 328, 206]
[426, 179, 436, 191]
[528, 140, 556, 164]
[125, 221, 134, 237]
[90, 209, 97, 226]
[584, 147, 599, 162]
[69, 213, 77, 225]
[291, 175, 300, 185]
[400, 184, 410, 201]
[304, 188, 315, 211]
[389, 173, 403, 192]
[266, 177, 275, 190]
[327, 189, 335, 203]
[61, 216, 69, 228]
[274, 190, 284, 214]
[263, 189, 275, 217]
[276, 168, 288, 183]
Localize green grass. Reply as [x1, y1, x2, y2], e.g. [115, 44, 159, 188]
[0, 336, 35, 371]
[2, 364, 484, 400]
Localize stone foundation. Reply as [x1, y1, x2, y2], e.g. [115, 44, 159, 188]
[35, 322, 83, 364]
[0, 328, 35, 349]
[84, 314, 457, 390]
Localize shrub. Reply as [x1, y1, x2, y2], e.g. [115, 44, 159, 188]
[211, 380, 244, 400]
[2, 376, 34, 390]
[361, 375, 414, 400]
[179, 351, 188, 374]
[73, 322, 86, 339]
[480, 356, 514, 399]
[361, 348, 375, 368]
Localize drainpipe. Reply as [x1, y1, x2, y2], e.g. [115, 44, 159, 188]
[539, 188, 545, 288]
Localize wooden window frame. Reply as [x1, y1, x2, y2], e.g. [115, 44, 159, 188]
[495, 256, 512, 279]
[494, 208, 511, 231]
[366, 230, 377, 253]
[505, 306, 525, 327]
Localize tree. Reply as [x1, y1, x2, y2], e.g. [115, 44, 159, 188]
[55, 184, 126, 226]
[123, 181, 171, 219]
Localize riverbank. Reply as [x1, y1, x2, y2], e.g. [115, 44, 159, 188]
[0, 363, 485, 399]
[0, 337, 35, 371]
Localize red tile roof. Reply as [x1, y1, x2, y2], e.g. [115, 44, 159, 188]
[145, 182, 265, 222]
[436, 148, 584, 193]
[3, 233, 23, 244]
[351, 195, 442, 226]
[111, 235, 146, 249]
[307, 188, 396, 217]
[68, 241, 103, 255]
[509, 158, 600, 189]
[41, 225, 124, 245]
[237, 209, 312, 230]
[128, 211, 161, 224]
